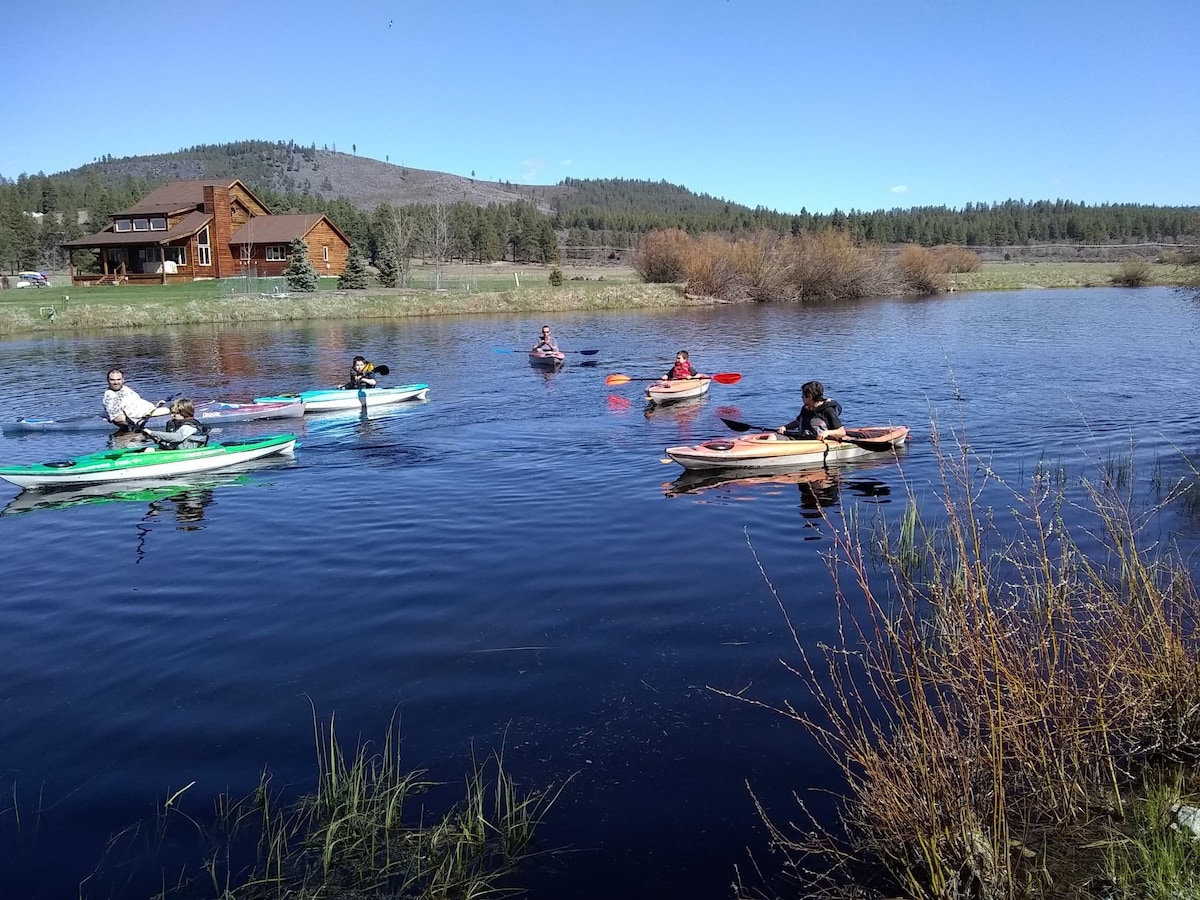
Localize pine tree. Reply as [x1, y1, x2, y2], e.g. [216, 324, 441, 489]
[338, 245, 369, 289]
[283, 237, 318, 291]
[376, 244, 398, 287]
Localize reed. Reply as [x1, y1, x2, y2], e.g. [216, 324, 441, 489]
[122, 713, 564, 899]
[727, 424, 1200, 899]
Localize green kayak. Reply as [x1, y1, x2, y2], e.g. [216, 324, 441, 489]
[0, 434, 297, 489]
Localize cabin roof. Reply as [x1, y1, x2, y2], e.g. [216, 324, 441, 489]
[62, 211, 213, 247]
[114, 178, 270, 215]
[230, 213, 349, 246]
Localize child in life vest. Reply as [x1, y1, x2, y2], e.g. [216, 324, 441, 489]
[142, 398, 210, 448]
[663, 350, 702, 380]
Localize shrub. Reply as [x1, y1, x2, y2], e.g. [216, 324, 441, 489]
[633, 228, 692, 283]
[1112, 258, 1153, 287]
[682, 234, 743, 299]
[781, 231, 898, 301]
[548, 266, 564, 287]
[897, 245, 949, 294]
[931, 244, 983, 273]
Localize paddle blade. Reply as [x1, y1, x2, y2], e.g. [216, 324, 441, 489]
[711, 372, 742, 384]
[719, 416, 757, 433]
[372, 364, 390, 376]
[578, 349, 599, 356]
[605, 374, 632, 386]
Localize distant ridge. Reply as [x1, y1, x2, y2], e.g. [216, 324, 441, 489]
[52, 139, 564, 213]
[6, 140, 1196, 252]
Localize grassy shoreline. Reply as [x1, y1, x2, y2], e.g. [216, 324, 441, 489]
[0, 261, 1193, 335]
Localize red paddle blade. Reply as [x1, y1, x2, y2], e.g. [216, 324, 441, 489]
[711, 372, 742, 384]
[605, 374, 632, 386]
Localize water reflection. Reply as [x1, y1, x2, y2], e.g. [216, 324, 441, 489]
[664, 458, 898, 519]
[4, 479, 228, 519]
[643, 394, 707, 422]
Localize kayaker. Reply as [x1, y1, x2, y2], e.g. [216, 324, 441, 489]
[532, 325, 559, 352]
[663, 350, 703, 380]
[102, 369, 169, 429]
[142, 398, 211, 448]
[344, 355, 379, 390]
[778, 380, 847, 441]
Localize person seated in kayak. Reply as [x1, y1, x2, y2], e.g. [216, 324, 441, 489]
[778, 380, 847, 441]
[142, 398, 211, 448]
[532, 325, 559, 352]
[662, 350, 704, 380]
[102, 368, 170, 429]
[344, 356, 379, 389]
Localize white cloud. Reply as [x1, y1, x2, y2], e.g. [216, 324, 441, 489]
[520, 159, 545, 182]
[889, 185, 909, 194]
[560, 159, 572, 167]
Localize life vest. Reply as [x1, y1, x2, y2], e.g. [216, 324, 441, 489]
[165, 417, 210, 447]
[669, 362, 695, 379]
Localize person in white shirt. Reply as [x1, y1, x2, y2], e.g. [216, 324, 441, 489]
[102, 369, 169, 429]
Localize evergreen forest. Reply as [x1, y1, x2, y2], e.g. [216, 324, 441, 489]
[0, 139, 1196, 274]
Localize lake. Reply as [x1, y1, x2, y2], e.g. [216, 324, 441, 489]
[1, 287, 1198, 898]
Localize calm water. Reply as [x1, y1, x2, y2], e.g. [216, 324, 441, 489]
[1, 287, 1198, 898]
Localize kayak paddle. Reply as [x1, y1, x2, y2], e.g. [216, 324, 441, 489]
[364, 363, 390, 375]
[493, 348, 599, 355]
[718, 416, 900, 451]
[605, 372, 741, 386]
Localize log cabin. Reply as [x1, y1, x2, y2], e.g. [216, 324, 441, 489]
[62, 179, 352, 285]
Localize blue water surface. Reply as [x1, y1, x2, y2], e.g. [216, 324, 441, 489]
[1, 287, 1198, 898]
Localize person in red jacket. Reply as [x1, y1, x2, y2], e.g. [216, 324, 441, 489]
[663, 350, 703, 380]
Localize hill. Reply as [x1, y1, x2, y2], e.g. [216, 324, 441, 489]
[52, 140, 566, 213]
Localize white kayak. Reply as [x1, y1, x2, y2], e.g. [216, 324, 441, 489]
[4, 398, 305, 433]
[645, 377, 711, 405]
[255, 383, 430, 412]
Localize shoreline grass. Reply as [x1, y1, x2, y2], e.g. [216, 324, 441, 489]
[1, 261, 1194, 336]
[725, 429, 1200, 900]
[77, 713, 565, 899]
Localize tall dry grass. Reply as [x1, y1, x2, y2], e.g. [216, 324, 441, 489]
[634, 228, 904, 302]
[931, 245, 983, 274]
[1111, 258, 1153, 287]
[727, 431, 1200, 899]
[896, 245, 949, 295]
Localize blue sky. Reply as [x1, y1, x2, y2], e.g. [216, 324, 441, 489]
[4, 0, 1197, 215]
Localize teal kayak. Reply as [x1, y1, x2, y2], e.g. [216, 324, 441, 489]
[0, 434, 297, 489]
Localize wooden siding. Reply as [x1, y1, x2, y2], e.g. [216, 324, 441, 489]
[305, 220, 350, 276]
[229, 199, 254, 230]
[202, 185, 237, 277]
[228, 183, 272, 217]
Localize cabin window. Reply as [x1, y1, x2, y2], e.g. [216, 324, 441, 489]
[132, 218, 149, 231]
[138, 248, 161, 262]
[266, 245, 289, 261]
[150, 217, 167, 231]
[197, 227, 211, 266]
[165, 247, 187, 265]
[322, 246, 329, 261]
[114, 219, 132, 232]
